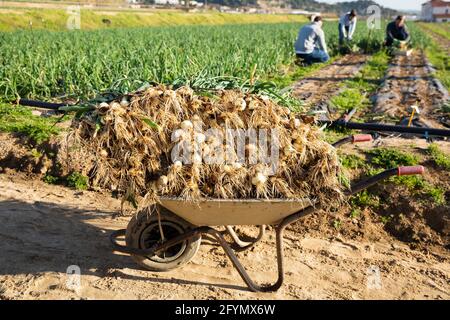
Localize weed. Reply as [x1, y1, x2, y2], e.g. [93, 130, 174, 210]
[340, 154, 367, 170]
[380, 215, 393, 224]
[366, 148, 419, 168]
[333, 219, 342, 230]
[43, 175, 58, 185]
[350, 209, 361, 219]
[30, 148, 42, 159]
[67, 172, 88, 190]
[427, 143, 450, 171]
[351, 190, 380, 208]
[330, 89, 366, 111]
[0, 103, 61, 144]
[424, 186, 446, 205]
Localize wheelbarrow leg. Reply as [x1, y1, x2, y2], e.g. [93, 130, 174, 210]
[208, 207, 316, 292]
[225, 225, 265, 251]
[207, 226, 285, 292]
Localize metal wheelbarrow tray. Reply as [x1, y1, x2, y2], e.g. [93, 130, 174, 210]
[110, 134, 425, 292]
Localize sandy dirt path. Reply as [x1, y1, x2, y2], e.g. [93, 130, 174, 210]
[0, 172, 448, 300]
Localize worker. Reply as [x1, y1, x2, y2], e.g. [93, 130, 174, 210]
[294, 16, 329, 65]
[385, 15, 411, 47]
[339, 9, 357, 45]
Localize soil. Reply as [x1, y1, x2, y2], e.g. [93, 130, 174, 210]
[291, 54, 369, 113]
[0, 171, 448, 300]
[372, 50, 447, 128]
[291, 137, 450, 254]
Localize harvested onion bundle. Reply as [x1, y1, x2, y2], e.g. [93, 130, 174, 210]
[62, 85, 344, 209]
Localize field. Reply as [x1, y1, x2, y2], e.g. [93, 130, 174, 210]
[0, 8, 312, 32]
[0, 20, 434, 101]
[0, 9, 449, 300]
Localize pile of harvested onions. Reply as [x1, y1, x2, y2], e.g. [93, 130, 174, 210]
[60, 85, 344, 209]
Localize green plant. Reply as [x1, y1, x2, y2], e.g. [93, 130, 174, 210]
[67, 172, 88, 190]
[350, 209, 361, 219]
[333, 219, 342, 230]
[30, 148, 42, 159]
[340, 154, 366, 170]
[380, 214, 393, 224]
[442, 103, 450, 114]
[0, 21, 394, 102]
[424, 186, 446, 205]
[0, 103, 61, 144]
[330, 89, 366, 111]
[427, 143, 450, 171]
[392, 175, 426, 190]
[43, 174, 58, 185]
[351, 190, 380, 208]
[366, 148, 419, 168]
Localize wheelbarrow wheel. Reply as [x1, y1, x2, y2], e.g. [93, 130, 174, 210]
[125, 206, 201, 272]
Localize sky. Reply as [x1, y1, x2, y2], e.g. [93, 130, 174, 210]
[319, 0, 425, 11]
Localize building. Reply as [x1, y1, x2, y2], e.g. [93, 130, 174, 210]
[154, 0, 180, 4]
[421, 0, 450, 22]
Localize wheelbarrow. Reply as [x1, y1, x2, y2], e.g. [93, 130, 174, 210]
[110, 134, 425, 292]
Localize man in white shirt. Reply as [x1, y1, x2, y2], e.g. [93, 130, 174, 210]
[339, 10, 357, 45]
[294, 16, 329, 65]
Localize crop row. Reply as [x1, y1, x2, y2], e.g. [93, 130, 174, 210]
[0, 21, 432, 101]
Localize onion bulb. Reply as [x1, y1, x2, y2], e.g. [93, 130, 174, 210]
[173, 160, 183, 170]
[172, 129, 186, 142]
[194, 133, 206, 144]
[252, 172, 267, 186]
[192, 153, 202, 164]
[181, 120, 193, 131]
[202, 144, 211, 156]
[157, 175, 168, 188]
[239, 99, 246, 111]
[232, 162, 242, 170]
[120, 98, 129, 107]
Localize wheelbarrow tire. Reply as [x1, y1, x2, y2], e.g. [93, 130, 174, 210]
[125, 206, 201, 272]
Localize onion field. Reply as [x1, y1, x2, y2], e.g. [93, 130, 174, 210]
[0, 21, 431, 101]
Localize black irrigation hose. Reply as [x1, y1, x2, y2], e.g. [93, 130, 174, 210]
[320, 120, 450, 138]
[17, 99, 68, 110]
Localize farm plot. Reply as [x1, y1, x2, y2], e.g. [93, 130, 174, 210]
[372, 50, 448, 128]
[0, 21, 388, 102]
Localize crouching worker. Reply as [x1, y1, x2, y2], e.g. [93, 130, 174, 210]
[294, 16, 330, 66]
[385, 15, 410, 48]
[339, 9, 357, 45]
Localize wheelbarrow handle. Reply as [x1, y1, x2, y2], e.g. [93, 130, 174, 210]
[352, 134, 373, 143]
[398, 166, 425, 176]
[332, 134, 373, 148]
[349, 166, 425, 195]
